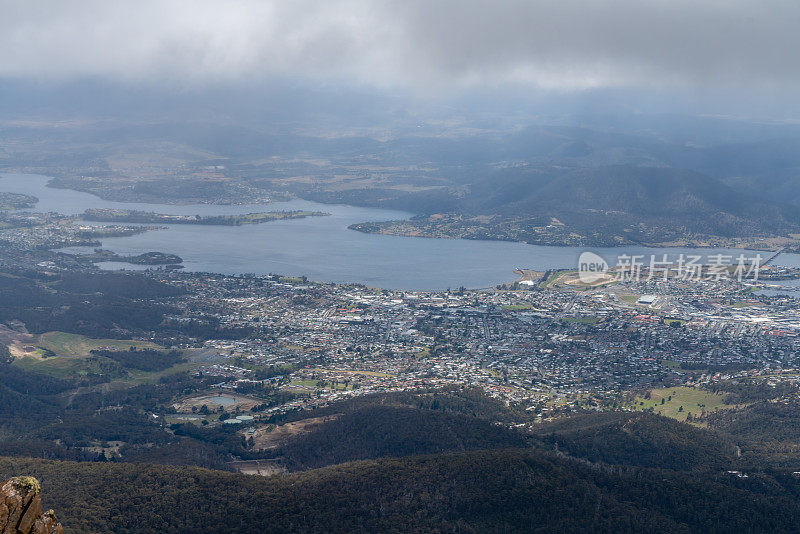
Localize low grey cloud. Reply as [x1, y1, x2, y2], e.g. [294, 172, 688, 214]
[0, 0, 797, 90]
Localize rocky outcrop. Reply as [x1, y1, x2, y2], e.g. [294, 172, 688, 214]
[0, 477, 62, 534]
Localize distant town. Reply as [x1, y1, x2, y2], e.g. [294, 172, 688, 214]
[4, 204, 800, 432]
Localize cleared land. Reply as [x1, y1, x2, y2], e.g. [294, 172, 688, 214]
[310, 368, 394, 378]
[11, 353, 193, 383]
[12, 353, 120, 379]
[227, 460, 287, 476]
[248, 415, 340, 450]
[631, 386, 734, 423]
[561, 316, 600, 324]
[292, 379, 354, 391]
[174, 393, 263, 413]
[36, 331, 161, 358]
[7, 331, 191, 383]
[0, 323, 36, 358]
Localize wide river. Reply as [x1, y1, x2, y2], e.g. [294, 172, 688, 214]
[1, 172, 791, 291]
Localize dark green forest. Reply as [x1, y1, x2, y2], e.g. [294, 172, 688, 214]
[6, 446, 800, 533]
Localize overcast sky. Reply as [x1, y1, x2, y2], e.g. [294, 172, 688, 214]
[0, 0, 797, 93]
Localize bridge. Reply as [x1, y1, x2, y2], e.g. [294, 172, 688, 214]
[762, 247, 786, 266]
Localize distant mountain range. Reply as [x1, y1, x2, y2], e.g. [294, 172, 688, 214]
[347, 164, 800, 246]
[480, 165, 800, 237]
[6, 113, 800, 246]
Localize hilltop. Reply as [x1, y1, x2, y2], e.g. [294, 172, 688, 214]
[351, 165, 800, 246]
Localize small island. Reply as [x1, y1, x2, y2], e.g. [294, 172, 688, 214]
[76, 248, 184, 266]
[82, 208, 330, 226]
[0, 192, 38, 210]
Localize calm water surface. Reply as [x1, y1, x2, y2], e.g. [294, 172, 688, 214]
[2, 172, 789, 290]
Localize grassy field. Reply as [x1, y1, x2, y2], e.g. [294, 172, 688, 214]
[619, 294, 642, 304]
[12, 354, 118, 379]
[13, 332, 190, 383]
[14, 354, 199, 385]
[561, 316, 600, 324]
[502, 304, 534, 311]
[124, 361, 201, 384]
[36, 331, 161, 358]
[291, 379, 354, 391]
[542, 270, 567, 288]
[310, 368, 395, 378]
[631, 386, 733, 422]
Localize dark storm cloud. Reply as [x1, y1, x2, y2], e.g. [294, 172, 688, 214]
[0, 0, 797, 90]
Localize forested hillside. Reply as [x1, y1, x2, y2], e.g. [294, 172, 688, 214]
[6, 447, 800, 533]
[348, 164, 800, 245]
[532, 411, 736, 470]
[272, 404, 530, 470]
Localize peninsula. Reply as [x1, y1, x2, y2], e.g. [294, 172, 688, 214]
[82, 208, 329, 226]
